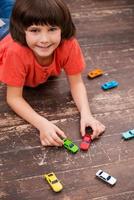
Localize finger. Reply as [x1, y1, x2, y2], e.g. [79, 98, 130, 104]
[53, 126, 66, 143]
[59, 132, 67, 139]
[41, 140, 46, 146]
[52, 132, 64, 145]
[80, 122, 86, 137]
[101, 125, 106, 133]
[91, 123, 105, 139]
[48, 137, 62, 146]
[91, 127, 100, 140]
[41, 139, 50, 146]
[53, 125, 66, 138]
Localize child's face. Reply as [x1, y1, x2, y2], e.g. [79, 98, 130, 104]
[25, 24, 61, 62]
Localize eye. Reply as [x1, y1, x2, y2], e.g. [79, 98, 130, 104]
[27, 26, 40, 33]
[29, 28, 39, 32]
[49, 27, 58, 32]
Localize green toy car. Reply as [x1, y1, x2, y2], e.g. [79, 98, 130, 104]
[122, 129, 134, 140]
[63, 139, 79, 153]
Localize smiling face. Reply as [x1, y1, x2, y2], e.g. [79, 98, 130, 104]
[25, 24, 61, 64]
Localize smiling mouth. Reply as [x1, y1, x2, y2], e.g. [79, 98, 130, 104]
[37, 44, 53, 49]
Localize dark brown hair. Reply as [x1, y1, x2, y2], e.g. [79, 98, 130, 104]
[10, 0, 76, 46]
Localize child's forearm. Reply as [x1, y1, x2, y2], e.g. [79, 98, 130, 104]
[7, 96, 46, 130]
[70, 80, 92, 117]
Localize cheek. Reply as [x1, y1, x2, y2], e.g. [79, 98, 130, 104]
[25, 33, 31, 46]
[25, 33, 36, 46]
[55, 31, 62, 43]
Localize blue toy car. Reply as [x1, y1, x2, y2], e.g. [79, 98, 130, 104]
[122, 129, 134, 140]
[101, 80, 119, 90]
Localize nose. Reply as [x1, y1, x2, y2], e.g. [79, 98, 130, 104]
[39, 32, 49, 43]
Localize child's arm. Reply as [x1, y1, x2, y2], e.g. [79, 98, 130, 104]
[67, 73, 105, 139]
[6, 86, 66, 146]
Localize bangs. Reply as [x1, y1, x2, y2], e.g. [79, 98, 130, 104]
[20, 0, 65, 29]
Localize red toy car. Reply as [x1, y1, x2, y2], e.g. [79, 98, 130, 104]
[80, 127, 93, 151]
[80, 134, 92, 151]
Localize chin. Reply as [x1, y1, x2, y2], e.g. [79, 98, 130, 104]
[36, 51, 52, 58]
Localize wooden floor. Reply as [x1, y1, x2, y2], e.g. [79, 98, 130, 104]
[0, 0, 134, 199]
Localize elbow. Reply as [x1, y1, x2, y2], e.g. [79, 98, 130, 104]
[6, 95, 13, 107]
[6, 95, 17, 108]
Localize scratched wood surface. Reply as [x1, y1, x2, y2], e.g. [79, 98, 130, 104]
[0, 0, 134, 199]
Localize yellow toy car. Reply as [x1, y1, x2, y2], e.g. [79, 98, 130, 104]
[88, 68, 104, 78]
[44, 172, 63, 192]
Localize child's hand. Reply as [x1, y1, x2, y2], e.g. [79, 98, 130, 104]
[80, 115, 105, 140]
[39, 119, 66, 146]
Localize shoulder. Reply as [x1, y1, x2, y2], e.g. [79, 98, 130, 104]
[55, 38, 85, 75]
[55, 37, 82, 62]
[0, 34, 32, 59]
[58, 37, 79, 52]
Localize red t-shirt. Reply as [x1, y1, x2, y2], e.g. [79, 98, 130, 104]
[0, 35, 85, 87]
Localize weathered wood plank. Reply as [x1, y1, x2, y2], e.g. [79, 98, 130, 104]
[65, 0, 134, 11]
[1, 159, 134, 200]
[0, 74, 134, 127]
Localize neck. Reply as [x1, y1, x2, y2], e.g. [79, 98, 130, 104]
[35, 54, 54, 66]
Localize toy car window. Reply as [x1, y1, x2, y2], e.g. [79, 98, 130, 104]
[84, 140, 89, 144]
[52, 180, 58, 184]
[48, 173, 53, 177]
[107, 176, 111, 180]
[69, 143, 74, 148]
[100, 176, 106, 180]
[86, 127, 92, 133]
[129, 131, 134, 135]
[99, 171, 103, 175]
[84, 141, 90, 144]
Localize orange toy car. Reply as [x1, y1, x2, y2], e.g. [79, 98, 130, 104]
[88, 68, 104, 78]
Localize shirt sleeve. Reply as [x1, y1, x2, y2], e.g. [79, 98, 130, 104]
[0, 48, 26, 86]
[63, 38, 86, 75]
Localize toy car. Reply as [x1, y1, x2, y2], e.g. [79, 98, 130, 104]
[80, 134, 92, 151]
[63, 138, 79, 153]
[44, 172, 63, 192]
[88, 68, 104, 78]
[101, 80, 119, 90]
[85, 126, 93, 134]
[122, 129, 134, 140]
[96, 169, 117, 186]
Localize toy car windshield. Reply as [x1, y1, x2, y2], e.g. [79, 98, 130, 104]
[107, 176, 111, 180]
[48, 173, 53, 177]
[69, 143, 74, 148]
[85, 126, 93, 134]
[51, 180, 58, 184]
[129, 130, 134, 135]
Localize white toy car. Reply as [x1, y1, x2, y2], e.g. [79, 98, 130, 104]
[96, 170, 117, 186]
